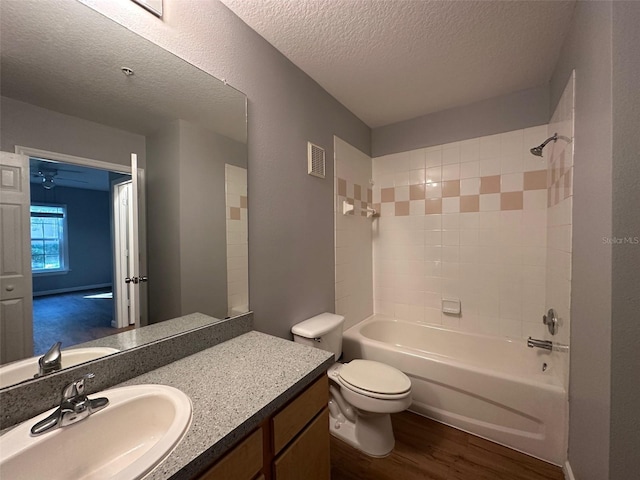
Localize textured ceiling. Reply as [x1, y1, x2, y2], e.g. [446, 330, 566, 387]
[220, 0, 576, 128]
[1, 0, 247, 142]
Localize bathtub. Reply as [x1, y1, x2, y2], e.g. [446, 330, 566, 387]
[342, 315, 567, 465]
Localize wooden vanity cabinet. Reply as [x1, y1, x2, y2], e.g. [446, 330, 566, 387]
[195, 374, 329, 480]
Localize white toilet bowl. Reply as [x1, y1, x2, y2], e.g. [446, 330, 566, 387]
[291, 313, 412, 457]
[327, 360, 411, 457]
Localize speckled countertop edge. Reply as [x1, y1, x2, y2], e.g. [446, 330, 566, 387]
[114, 331, 334, 480]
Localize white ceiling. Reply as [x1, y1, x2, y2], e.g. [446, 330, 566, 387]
[220, 0, 576, 128]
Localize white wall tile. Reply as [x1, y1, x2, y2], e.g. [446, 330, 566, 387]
[442, 197, 460, 213]
[460, 161, 480, 179]
[459, 138, 480, 163]
[442, 163, 460, 181]
[479, 193, 500, 211]
[442, 145, 460, 165]
[480, 157, 501, 176]
[425, 148, 442, 167]
[479, 134, 501, 159]
[460, 177, 481, 195]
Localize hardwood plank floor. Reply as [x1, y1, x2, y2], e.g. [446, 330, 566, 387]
[331, 411, 564, 480]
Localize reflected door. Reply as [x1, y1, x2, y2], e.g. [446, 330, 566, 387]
[125, 153, 146, 328]
[0, 152, 34, 363]
[112, 178, 134, 328]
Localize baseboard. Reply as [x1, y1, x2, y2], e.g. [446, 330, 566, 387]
[563, 461, 575, 480]
[33, 283, 112, 297]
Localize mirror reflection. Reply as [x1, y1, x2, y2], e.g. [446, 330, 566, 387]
[0, 0, 248, 384]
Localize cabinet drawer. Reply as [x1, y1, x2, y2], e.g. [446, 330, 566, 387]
[198, 428, 263, 480]
[273, 408, 330, 480]
[272, 375, 328, 454]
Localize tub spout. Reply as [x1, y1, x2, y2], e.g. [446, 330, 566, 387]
[527, 337, 553, 351]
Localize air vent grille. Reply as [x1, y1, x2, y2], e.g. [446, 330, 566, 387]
[307, 142, 325, 178]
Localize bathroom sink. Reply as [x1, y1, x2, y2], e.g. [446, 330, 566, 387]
[0, 347, 119, 388]
[0, 384, 192, 480]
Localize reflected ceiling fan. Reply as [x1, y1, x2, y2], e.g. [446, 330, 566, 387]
[31, 167, 89, 190]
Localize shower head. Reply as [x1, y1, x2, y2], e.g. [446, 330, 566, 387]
[530, 133, 558, 157]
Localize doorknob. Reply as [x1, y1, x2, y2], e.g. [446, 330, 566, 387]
[125, 276, 148, 284]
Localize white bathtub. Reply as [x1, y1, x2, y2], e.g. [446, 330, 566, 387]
[342, 315, 567, 465]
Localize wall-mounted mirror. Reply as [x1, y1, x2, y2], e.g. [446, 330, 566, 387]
[0, 0, 248, 387]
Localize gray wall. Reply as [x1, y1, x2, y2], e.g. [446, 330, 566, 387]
[83, 0, 371, 339]
[30, 186, 112, 294]
[550, 1, 640, 478]
[146, 121, 182, 322]
[179, 120, 246, 320]
[610, 2, 640, 479]
[371, 85, 549, 156]
[146, 120, 247, 322]
[551, 2, 612, 478]
[0, 96, 146, 167]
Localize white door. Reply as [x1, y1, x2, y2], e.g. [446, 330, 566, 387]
[0, 152, 33, 363]
[127, 153, 144, 328]
[111, 178, 134, 328]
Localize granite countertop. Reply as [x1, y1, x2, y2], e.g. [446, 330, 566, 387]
[115, 330, 334, 480]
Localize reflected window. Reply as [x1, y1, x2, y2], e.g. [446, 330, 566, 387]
[30, 204, 68, 274]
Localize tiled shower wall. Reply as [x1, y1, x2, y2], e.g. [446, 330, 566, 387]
[334, 137, 374, 331]
[545, 72, 574, 354]
[225, 164, 249, 316]
[371, 126, 552, 339]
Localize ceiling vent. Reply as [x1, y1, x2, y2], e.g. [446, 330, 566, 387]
[307, 142, 325, 179]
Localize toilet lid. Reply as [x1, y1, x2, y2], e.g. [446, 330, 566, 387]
[338, 359, 411, 395]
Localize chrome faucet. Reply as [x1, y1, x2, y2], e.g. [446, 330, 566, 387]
[30, 373, 109, 436]
[527, 337, 553, 351]
[35, 342, 62, 378]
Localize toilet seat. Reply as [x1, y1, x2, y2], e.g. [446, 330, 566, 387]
[337, 359, 411, 399]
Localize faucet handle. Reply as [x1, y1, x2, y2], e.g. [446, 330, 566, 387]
[62, 373, 95, 401]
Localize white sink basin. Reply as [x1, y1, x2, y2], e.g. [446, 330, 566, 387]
[0, 384, 192, 479]
[0, 347, 119, 388]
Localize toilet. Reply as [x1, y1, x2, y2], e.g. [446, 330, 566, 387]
[292, 313, 412, 457]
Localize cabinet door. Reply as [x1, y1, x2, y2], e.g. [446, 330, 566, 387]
[273, 408, 329, 480]
[198, 428, 263, 480]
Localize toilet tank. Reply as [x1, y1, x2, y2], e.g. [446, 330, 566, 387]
[291, 313, 344, 361]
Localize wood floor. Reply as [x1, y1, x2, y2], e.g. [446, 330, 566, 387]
[32, 288, 127, 354]
[330, 411, 564, 480]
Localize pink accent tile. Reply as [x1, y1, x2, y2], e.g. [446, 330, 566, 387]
[410, 184, 425, 200]
[425, 198, 442, 215]
[500, 192, 523, 211]
[373, 203, 381, 214]
[367, 188, 373, 203]
[460, 195, 480, 213]
[480, 175, 501, 194]
[524, 170, 547, 190]
[381, 187, 395, 203]
[361, 201, 368, 209]
[240, 196, 248, 208]
[338, 178, 347, 196]
[230, 207, 241, 220]
[395, 201, 410, 216]
[354, 184, 362, 200]
[442, 180, 460, 197]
